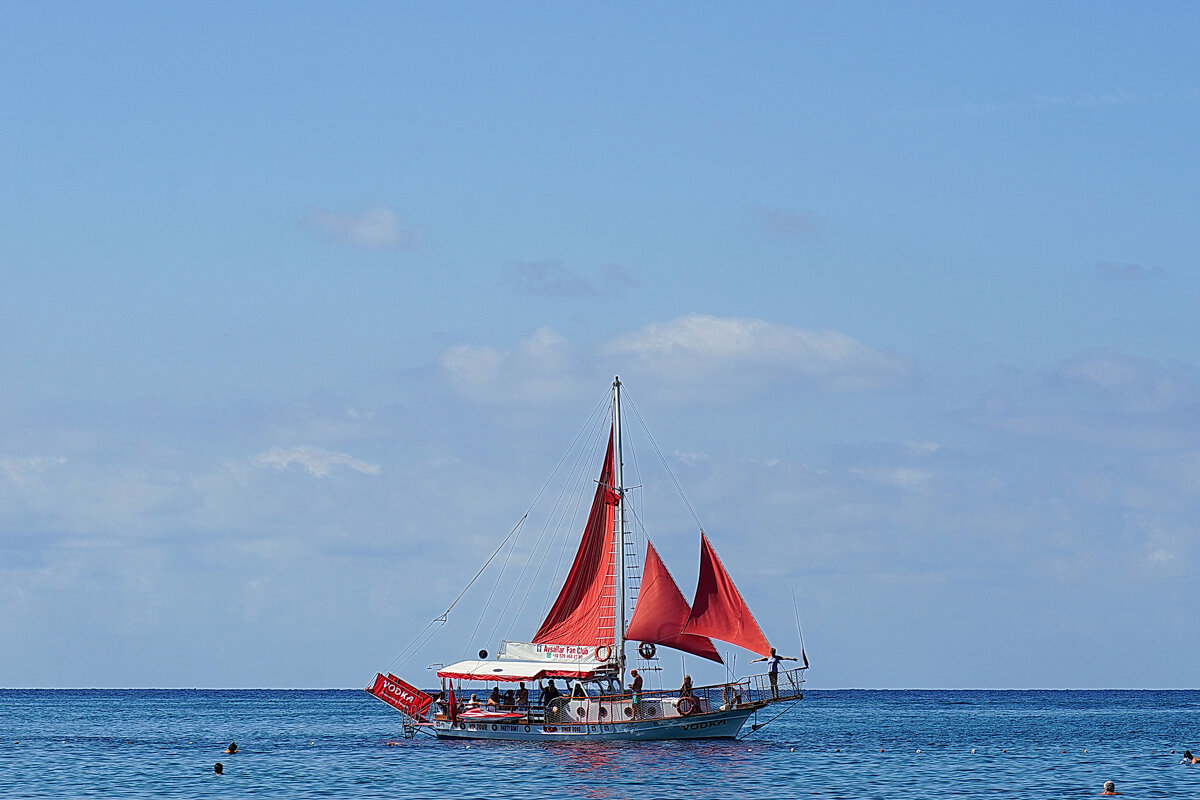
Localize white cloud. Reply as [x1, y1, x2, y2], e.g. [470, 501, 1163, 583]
[604, 314, 912, 393]
[438, 327, 584, 405]
[254, 446, 380, 477]
[1049, 351, 1196, 413]
[0, 456, 67, 487]
[437, 316, 911, 405]
[303, 207, 422, 250]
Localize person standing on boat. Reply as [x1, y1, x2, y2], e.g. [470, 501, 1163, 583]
[515, 683, 529, 711]
[487, 686, 501, 710]
[752, 648, 797, 700]
[541, 680, 560, 705]
[629, 669, 643, 703]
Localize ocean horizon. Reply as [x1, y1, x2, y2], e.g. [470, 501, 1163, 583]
[3, 689, 1198, 798]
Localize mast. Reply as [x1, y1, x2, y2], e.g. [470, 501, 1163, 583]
[612, 376, 627, 685]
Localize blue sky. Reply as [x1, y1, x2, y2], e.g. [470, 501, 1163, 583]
[2, 2, 1199, 689]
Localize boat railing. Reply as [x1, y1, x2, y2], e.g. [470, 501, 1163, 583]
[741, 665, 806, 703]
[433, 668, 804, 725]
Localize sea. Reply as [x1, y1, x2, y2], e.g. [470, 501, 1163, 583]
[1, 689, 1197, 799]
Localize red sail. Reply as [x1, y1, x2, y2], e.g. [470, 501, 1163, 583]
[625, 541, 723, 663]
[531, 430, 619, 647]
[681, 532, 771, 657]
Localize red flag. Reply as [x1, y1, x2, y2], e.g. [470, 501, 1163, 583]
[447, 685, 458, 724]
[802, 648, 809, 668]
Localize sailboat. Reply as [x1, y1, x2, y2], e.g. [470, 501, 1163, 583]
[368, 377, 807, 741]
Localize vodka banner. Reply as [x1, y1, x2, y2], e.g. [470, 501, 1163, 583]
[367, 673, 433, 719]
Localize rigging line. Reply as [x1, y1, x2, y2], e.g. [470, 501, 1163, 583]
[442, 513, 529, 623]
[439, 391, 611, 661]
[791, 587, 807, 657]
[383, 616, 444, 675]
[482, 531, 524, 649]
[736, 698, 802, 740]
[466, 516, 525, 660]
[387, 617, 453, 675]
[502, 399, 609, 640]
[518, 391, 611, 520]
[623, 390, 704, 533]
[536, 414, 608, 622]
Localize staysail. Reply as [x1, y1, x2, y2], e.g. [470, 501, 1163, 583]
[531, 430, 619, 647]
[681, 532, 772, 657]
[625, 541, 723, 663]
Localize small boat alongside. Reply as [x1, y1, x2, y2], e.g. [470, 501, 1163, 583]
[368, 377, 807, 741]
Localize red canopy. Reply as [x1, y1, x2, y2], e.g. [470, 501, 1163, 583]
[681, 532, 771, 657]
[625, 541, 723, 664]
[531, 430, 619, 647]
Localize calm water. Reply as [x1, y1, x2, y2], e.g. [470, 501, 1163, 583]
[1, 690, 1198, 798]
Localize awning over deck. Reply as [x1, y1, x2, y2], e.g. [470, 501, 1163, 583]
[436, 658, 605, 683]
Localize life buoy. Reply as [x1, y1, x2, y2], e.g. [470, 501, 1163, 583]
[594, 644, 612, 662]
[638, 642, 656, 659]
[676, 696, 696, 716]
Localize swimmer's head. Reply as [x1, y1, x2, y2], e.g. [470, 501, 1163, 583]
[1104, 781, 1115, 792]
[214, 762, 224, 775]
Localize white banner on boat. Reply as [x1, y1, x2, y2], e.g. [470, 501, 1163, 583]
[500, 641, 602, 663]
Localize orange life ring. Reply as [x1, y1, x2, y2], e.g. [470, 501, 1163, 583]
[676, 696, 696, 716]
[638, 642, 656, 659]
[594, 644, 612, 662]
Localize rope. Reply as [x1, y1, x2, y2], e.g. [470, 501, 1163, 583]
[623, 390, 704, 532]
[385, 390, 613, 671]
[382, 512, 528, 674]
[737, 698, 803, 740]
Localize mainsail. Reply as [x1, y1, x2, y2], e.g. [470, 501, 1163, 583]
[681, 532, 772, 657]
[531, 430, 619, 647]
[625, 541, 723, 663]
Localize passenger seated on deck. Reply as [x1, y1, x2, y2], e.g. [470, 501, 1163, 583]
[721, 684, 742, 710]
[466, 694, 480, 709]
[502, 689, 515, 710]
[515, 683, 529, 710]
[679, 675, 695, 700]
[571, 680, 587, 699]
[487, 686, 502, 710]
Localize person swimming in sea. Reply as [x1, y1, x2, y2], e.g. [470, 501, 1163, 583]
[223, 741, 237, 754]
[1182, 749, 1199, 764]
[214, 762, 224, 775]
[1100, 780, 1121, 795]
